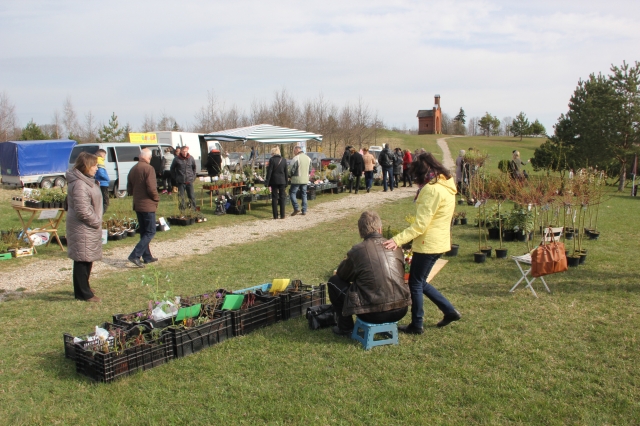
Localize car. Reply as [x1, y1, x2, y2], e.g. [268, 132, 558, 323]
[253, 153, 272, 169]
[306, 152, 327, 169]
[227, 152, 245, 172]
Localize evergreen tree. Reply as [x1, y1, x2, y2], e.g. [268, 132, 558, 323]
[529, 119, 546, 136]
[478, 112, 500, 136]
[19, 120, 49, 140]
[98, 112, 125, 142]
[511, 112, 530, 140]
[454, 107, 466, 124]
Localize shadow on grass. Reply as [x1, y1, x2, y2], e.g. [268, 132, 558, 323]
[37, 350, 81, 382]
[26, 290, 75, 302]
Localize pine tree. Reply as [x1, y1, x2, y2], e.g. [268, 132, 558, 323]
[511, 112, 530, 140]
[19, 120, 48, 140]
[529, 119, 546, 136]
[98, 112, 125, 142]
[478, 112, 500, 136]
[454, 108, 466, 124]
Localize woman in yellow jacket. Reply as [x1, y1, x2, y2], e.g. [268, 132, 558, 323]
[383, 153, 461, 333]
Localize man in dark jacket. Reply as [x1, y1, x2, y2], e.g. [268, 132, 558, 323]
[328, 211, 411, 336]
[348, 147, 364, 194]
[340, 146, 352, 172]
[127, 148, 160, 268]
[170, 145, 197, 211]
[206, 149, 222, 177]
[378, 143, 394, 191]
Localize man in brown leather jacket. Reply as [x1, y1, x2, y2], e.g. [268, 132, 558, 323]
[328, 211, 411, 336]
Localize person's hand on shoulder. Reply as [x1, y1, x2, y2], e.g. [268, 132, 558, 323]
[383, 239, 397, 250]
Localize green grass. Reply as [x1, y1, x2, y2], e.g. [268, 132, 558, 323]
[447, 135, 545, 174]
[375, 130, 442, 160]
[1, 186, 639, 424]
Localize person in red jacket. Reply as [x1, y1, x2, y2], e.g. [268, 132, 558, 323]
[402, 149, 413, 187]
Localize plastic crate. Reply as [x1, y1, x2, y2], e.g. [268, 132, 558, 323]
[164, 310, 233, 358]
[228, 294, 280, 336]
[74, 333, 174, 383]
[232, 283, 271, 294]
[112, 310, 178, 329]
[63, 322, 125, 361]
[279, 283, 326, 320]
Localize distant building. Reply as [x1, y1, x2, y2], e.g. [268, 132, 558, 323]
[417, 95, 442, 135]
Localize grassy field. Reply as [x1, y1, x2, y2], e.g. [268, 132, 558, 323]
[447, 136, 545, 175]
[1, 181, 639, 424]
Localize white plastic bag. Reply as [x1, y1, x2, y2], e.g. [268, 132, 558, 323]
[152, 301, 178, 321]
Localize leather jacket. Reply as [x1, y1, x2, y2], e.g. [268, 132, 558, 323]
[337, 232, 411, 316]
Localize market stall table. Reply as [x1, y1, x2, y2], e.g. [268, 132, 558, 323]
[201, 184, 250, 209]
[12, 205, 66, 253]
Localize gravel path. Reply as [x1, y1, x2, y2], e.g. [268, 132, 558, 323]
[0, 187, 415, 292]
[437, 136, 456, 171]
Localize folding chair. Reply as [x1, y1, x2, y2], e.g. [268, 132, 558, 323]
[510, 227, 564, 297]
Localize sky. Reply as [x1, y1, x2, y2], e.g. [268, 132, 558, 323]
[1, 0, 639, 134]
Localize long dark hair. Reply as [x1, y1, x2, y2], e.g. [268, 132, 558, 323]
[410, 152, 451, 185]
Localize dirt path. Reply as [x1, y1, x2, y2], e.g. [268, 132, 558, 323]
[437, 136, 457, 171]
[0, 187, 415, 292]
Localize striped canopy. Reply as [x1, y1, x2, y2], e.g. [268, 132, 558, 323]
[202, 124, 322, 144]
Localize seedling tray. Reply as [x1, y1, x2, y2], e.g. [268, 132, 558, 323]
[63, 322, 125, 361]
[279, 283, 326, 320]
[228, 294, 280, 336]
[74, 333, 173, 383]
[164, 310, 233, 358]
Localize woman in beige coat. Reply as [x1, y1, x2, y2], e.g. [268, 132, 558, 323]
[66, 152, 103, 302]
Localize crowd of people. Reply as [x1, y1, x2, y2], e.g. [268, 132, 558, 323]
[64, 143, 463, 336]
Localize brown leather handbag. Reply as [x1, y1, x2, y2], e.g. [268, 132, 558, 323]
[531, 237, 568, 278]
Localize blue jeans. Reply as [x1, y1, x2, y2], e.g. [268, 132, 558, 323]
[364, 171, 374, 190]
[289, 184, 307, 213]
[408, 252, 456, 328]
[382, 167, 394, 191]
[129, 211, 156, 262]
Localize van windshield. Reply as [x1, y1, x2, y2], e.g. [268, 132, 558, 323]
[69, 146, 99, 163]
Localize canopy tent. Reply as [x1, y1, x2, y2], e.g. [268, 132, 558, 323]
[202, 124, 322, 145]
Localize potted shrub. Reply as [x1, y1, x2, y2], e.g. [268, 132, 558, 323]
[469, 171, 491, 261]
[487, 174, 511, 259]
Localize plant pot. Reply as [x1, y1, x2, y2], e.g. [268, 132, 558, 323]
[495, 248, 508, 259]
[515, 231, 531, 242]
[579, 252, 587, 265]
[474, 252, 486, 263]
[457, 199, 464, 205]
[188, 218, 195, 225]
[445, 244, 459, 257]
[584, 228, 593, 237]
[488, 228, 500, 240]
[502, 230, 514, 242]
[565, 231, 574, 240]
[452, 218, 460, 226]
[589, 231, 600, 240]
[567, 255, 580, 267]
[127, 229, 136, 237]
[480, 247, 492, 257]
[403, 273, 410, 283]
[460, 218, 468, 225]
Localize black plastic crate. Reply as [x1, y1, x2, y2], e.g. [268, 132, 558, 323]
[63, 322, 125, 361]
[74, 333, 173, 383]
[279, 283, 326, 320]
[164, 310, 233, 358]
[112, 305, 188, 329]
[228, 294, 280, 336]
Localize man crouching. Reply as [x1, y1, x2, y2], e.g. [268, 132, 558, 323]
[328, 211, 411, 336]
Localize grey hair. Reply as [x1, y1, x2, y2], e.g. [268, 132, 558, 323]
[140, 148, 152, 159]
[459, 150, 465, 156]
[358, 211, 382, 238]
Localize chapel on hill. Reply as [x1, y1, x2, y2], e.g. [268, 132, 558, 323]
[417, 95, 442, 134]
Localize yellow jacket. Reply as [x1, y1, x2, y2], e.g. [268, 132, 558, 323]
[393, 176, 457, 254]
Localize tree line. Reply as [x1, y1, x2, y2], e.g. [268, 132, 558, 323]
[0, 89, 383, 158]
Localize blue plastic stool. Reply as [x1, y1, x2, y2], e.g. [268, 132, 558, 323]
[351, 318, 399, 350]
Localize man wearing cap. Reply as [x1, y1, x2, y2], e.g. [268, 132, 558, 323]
[289, 146, 311, 216]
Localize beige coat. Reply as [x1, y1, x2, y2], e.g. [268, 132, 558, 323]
[66, 168, 103, 262]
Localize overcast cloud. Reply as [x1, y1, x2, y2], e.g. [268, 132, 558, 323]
[1, 0, 638, 133]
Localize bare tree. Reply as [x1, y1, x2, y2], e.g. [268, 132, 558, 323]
[0, 91, 18, 141]
[51, 109, 62, 139]
[440, 113, 453, 135]
[83, 111, 98, 143]
[140, 114, 156, 132]
[501, 116, 513, 136]
[353, 97, 373, 150]
[467, 117, 479, 136]
[194, 90, 222, 133]
[62, 97, 80, 138]
[270, 88, 299, 128]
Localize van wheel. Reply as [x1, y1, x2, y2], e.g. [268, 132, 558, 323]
[53, 177, 66, 188]
[40, 178, 53, 189]
[114, 189, 127, 198]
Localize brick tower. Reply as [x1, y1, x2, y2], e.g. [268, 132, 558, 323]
[417, 95, 442, 135]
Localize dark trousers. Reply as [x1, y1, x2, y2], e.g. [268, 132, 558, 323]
[349, 175, 361, 193]
[408, 253, 456, 328]
[178, 182, 196, 210]
[328, 275, 408, 331]
[163, 170, 172, 191]
[364, 171, 374, 190]
[403, 169, 412, 186]
[129, 211, 156, 262]
[271, 184, 286, 219]
[382, 167, 394, 191]
[394, 174, 401, 188]
[100, 186, 109, 215]
[73, 261, 94, 300]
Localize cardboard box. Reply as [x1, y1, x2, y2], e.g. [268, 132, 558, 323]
[12, 247, 33, 258]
